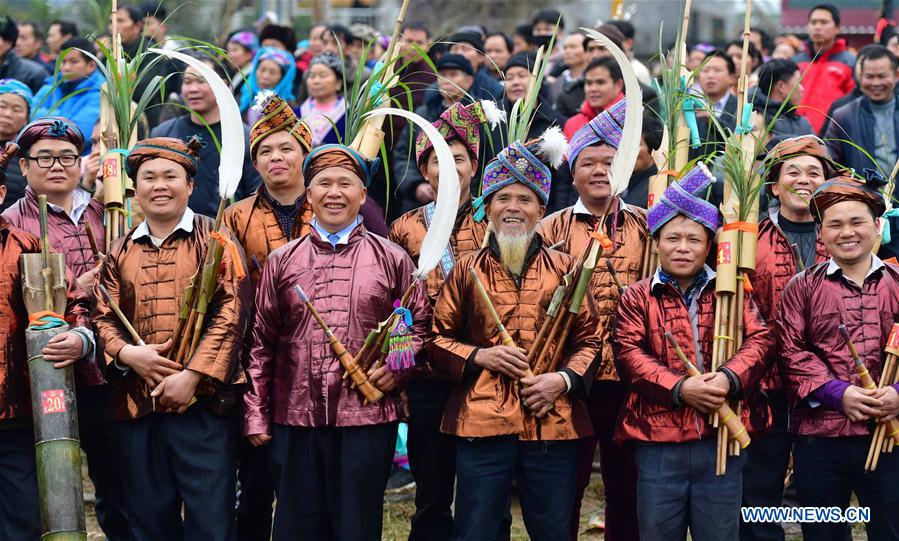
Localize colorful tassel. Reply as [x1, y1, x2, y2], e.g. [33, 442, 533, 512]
[386, 300, 415, 371]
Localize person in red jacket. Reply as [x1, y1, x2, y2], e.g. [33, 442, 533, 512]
[792, 3, 856, 133]
[740, 135, 834, 541]
[563, 56, 624, 139]
[778, 173, 899, 541]
[613, 162, 772, 541]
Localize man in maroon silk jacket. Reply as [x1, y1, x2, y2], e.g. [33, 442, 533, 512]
[242, 143, 430, 541]
[778, 172, 899, 541]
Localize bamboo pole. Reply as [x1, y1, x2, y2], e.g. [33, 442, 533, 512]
[469, 268, 534, 380]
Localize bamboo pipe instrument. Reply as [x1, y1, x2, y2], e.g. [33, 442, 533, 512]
[866, 352, 898, 470]
[665, 332, 751, 450]
[468, 268, 534, 380]
[84, 221, 102, 264]
[98, 284, 145, 346]
[839, 325, 899, 450]
[606, 258, 626, 296]
[295, 285, 383, 403]
[347, 281, 417, 380]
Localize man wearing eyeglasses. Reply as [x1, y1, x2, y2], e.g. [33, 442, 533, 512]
[2, 116, 130, 540]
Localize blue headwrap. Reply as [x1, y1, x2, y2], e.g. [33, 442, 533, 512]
[0, 78, 34, 113]
[239, 47, 297, 112]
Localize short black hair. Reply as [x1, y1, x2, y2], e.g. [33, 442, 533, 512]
[758, 58, 799, 94]
[585, 56, 622, 83]
[60, 37, 97, 62]
[704, 48, 736, 75]
[325, 24, 354, 45]
[586, 24, 625, 52]
[141, 2, 167, 20]
[606, 19, 635, 40]
[531, 9, 564, 31]
[20, 21, 45, 41]
[726, 39, 763, 69]
[485, 32, 513, 54]
[50, 20, 79, 39]
[0, 15, 19, 45]
[402, 22, 430, 39]
[809, 4, 840, 26]
[860, 44, 899, 72]
[750, 27, 775, 54]
[756, 59, 800, 94]
[119, 5, 145, 26]
[186, 50, 231, 81]
[642, 111, 664, 152]
[514, 24, 534, 45]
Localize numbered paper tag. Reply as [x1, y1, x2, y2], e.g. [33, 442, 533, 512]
[886, 324, 899, 355]
[647, 193, 655, 208]
[101, 158, 118, 179]
[717, 241, 732, 265]
[41, 390, 66, 415]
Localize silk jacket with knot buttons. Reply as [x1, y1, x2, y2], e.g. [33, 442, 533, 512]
[753, 214, 828, 392]
[427, 233, 602, 441]
[388, 202, 488, 306]
[777, 260, 899, 437]
[93, 214, 252, 421]
[4, 186, 106, 387]
[538, 198, 649, 382]
[223, 188, 314, 286]
[612, 275, 773, 444]
[0, 217, 93, 421]
[241, 223, 430, 437]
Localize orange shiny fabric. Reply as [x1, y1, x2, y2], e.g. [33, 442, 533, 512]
[93, 214, 252, 420]
[388, 204, 487, 305]
[223, 190, 314, 286]
[0, 218, 91, 421]
[427, 237, 601, 441]
[538, 201, 648, 381]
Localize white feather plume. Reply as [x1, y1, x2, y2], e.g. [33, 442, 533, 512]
[581, 28, 643, 197]
[364, 108, 460, 281]
[150, 48, 244, 200]
[537, 125, 567, 169]
[252, 89, 277, 113]
[479, 100, 506, 129]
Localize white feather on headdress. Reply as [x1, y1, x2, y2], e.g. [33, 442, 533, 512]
[581, 28, 643, 197]
[364, 108, 460, 281]
[252, 89, 277, 113]
[479, 100, 506, 129]
[150, 48, 244, 200]
[537, 125, 567, 169]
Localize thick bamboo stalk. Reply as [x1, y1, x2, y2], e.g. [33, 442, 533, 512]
[469, 268, 534, 379]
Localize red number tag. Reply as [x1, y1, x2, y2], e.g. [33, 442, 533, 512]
[41, 390, 66, 415]
[888, 324, 899, 350]
[717, 241, 732, 265]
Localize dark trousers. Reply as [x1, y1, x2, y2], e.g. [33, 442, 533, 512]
[793, 435, 899, 541]
[740, 390, 791, 541]
[0, 426, 40, 541]
[571, 381, 639, 541]
[116, 406, 239, 541]
[406, 378, 456, 541]
[78, 384, 129, 541]
[455, 435, 577, 541]
[635, 438, 747, 541]
[236, 439, 274, 541]
[270, 422, 397, 541]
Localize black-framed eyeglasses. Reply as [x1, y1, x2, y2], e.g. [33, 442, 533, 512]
[26, 155, 80, 168]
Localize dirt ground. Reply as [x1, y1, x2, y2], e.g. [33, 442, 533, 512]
[83, 468, 869, 540]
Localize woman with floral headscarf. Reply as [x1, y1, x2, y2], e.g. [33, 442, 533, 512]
[239, 47, 297, 124]
[297, 53, 346, 147]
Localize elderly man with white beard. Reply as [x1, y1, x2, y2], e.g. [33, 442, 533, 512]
[427, 127, 601, 541]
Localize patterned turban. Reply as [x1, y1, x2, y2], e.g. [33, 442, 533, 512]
[228, 31, 259, 53]
[647, 162, 719, 236]
[415, 100, 500, 167]
[249, 91, 313, 160]
[302, 144, 377, 187]
[567, 99, 626, 169]
[15, 117, 84, 155]
[0, 143, 18, 186]
[474, 126, 568, 220]
[126, 136, 203, 178]
[764, 135, 837, 195]
[809, 170, 888, 222]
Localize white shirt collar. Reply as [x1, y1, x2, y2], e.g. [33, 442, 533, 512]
[651, 264, 717, 291]
[47, 187, 92, 225]
[312, 215, 362, 247]
[572, 197, 626, 216]
[131, 208, 195, 246]
[825, 254, 884, 285]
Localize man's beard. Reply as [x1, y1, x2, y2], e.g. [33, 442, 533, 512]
[495, 228, 535, 277]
